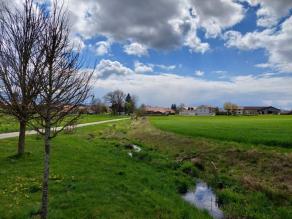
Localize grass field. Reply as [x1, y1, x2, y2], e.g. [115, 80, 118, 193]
[1, 116, 291, 218]
[0, 114, 126, 134]
[130, 118, 292, 219]
[0, 120, 209, 219]
[150, 115, 292, 148]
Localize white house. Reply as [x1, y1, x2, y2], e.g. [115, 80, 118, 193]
[179, 105, 216, 116]
[179, 106, 197, 116]
[195, 105, 216, 116]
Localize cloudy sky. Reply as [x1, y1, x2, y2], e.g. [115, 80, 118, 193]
[5, 0, 292, 109]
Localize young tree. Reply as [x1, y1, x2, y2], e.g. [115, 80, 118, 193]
[104, 90, 125, 115]
[31, 4, 92, 218]
[0, 0, 45, 155]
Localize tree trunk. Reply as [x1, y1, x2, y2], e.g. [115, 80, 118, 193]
[40, 126, 51, 219]
[17, 120, 26, 155]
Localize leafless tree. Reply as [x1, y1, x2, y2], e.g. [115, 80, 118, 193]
[90, 96, 108, 114]
[104, 90, 126, 115]
[30, 3, 92, 218]
[224, 102, 239, 115]
[0, 0, 45, 155]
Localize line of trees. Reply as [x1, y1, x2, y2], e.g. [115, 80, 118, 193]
[0, 1, 92, 218]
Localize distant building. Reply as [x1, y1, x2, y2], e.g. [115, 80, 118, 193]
[144, 106, 175, 115]
[179, 105, 216, 116]
[179, 106, 197, 116]
[243, 106, 280, 115]
[196, 105, 216, 116]
[280, 110, 292, 115]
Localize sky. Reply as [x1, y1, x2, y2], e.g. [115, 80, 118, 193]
[4, 0, 292, 109]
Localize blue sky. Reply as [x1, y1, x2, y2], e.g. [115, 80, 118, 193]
[7, 0, 292, 109]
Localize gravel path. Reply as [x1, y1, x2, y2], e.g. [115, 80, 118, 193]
[0, 118, 129, 140]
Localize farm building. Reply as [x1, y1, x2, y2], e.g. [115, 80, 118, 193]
[243, 106, 280, 115]
[144, 106, 175, 115]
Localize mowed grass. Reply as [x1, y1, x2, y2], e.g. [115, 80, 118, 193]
[150, 115, 292, 148]
[129, 119, 292, 219]
[0, 114, 127, 134]
[0, 120, 210, 219]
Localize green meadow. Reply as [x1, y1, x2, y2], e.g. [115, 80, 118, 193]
[150, 115, 292, 148]
[0, 115, 291, 218]
[0, 120, 210, 219]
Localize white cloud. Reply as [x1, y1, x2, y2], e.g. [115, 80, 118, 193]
[56, 0, 245, 53]
[243, 0, 292, 27]
[96, 40, 111, 56]
[189, 0, 245, 38]
[124, 42, 148, 56]
[195, 70, 205, 76]
[224, 16, 292, 73]
[153, 64, 176, 71]
[94, 59, 133, 79]
[184, 31, 210, 53]
[92, 59, 292, 109]
[134, 61, 153, 74]
[94, 72, 292, 109]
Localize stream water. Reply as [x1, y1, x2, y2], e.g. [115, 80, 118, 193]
[182, 181, 224, 219]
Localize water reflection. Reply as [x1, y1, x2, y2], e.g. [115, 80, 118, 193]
[182, 181, 224, 219]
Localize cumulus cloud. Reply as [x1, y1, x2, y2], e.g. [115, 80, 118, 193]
[243, 0, 292, 27]
[95, 71, 292, 109]
[92, 59, 292, 109]
[189, 0, 245, 37]
[124, 42, 148, 57]
[134, 61, 153, 74]
[96, 40, 111, 56]
[56, 0, 245, 53]
[94, 59, 133, 79]
[195, 70, 205, 76]
[224, 16, 292, 73]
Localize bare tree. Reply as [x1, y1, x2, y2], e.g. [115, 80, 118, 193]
[30, 3, 92, 218]
[104, 90, 126, 115]
[0, 0, 45, 155]
[224, 102, 239, 115]
[90, 96, 108, 114]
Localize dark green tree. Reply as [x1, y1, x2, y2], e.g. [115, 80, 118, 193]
[125, 93, 136, 115]
[171, 104, 177, 113]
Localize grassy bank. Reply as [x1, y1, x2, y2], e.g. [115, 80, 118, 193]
[0, 114, 127, 134]
[150, 115, 292, 148]
[128, 118, 292, 218]
[0, 120, 209, 219]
